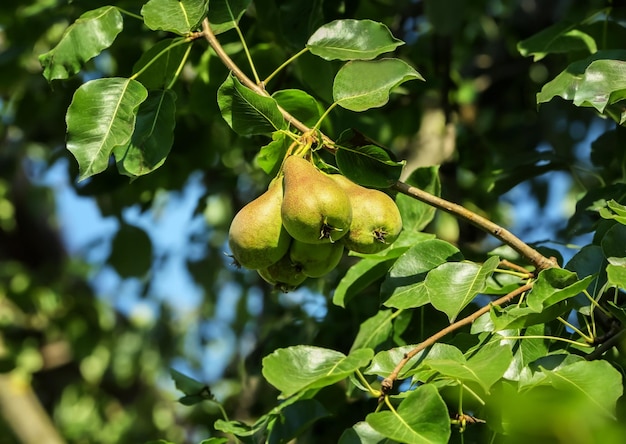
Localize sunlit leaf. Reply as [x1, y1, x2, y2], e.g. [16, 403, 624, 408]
[599, 199, 626, 225]
[333, 59, 424, 112]
[142, 0, 209, 35]
[427, 256, 501, 322]
[349, 310, 394, 353]
[272, 89, 322, 128]
[218, 75, 286, 135]
[307, 19, 403, 61]
[208, 0, 252, 35]
[262, 346, 373, 398]
[66, 78, 148, 181]
[366, 384, 450, 443]
[338, 421, 390, 444]
[39, 6, 123, 81]
[114, 89, 177, 178]
[518, 21, 597, 61]
[255, 131, 289, 175]
[526, 268, 594, 312]
[382, 239, 462, 310]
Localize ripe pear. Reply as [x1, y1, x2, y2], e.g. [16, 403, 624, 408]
[330, 174, 403, 254]
[289, 239, 344, 278]
[281, 156, 352, 244]
[228, 179, 291, 269]
[257, 253, 307, 292]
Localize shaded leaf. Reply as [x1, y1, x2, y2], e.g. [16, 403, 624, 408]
[366, 384, 450, 444]
[338, 421, 390, 444]
[518, 21, 597, 61]
[108, 223, 153, 277]
[142, 0, 209, 35]
[601, 223, 626, 260]
[336, 144, 404, 188]
[114, 89, 177, 178]
[132, 39, 190, 89]
[501, 325, 550, 381]
[268, 399, 330, 444]
[39, 6, 123, 82]
[333, 59, 424, 112]
[262, 346, 373, 398]
[218, 75, 286, 135]
[396, 166, 440, 232]
[307, 19, 403, 61]
[382, 239, 462, 310]
[66, 78, 148, 181]
[208, 0, 252, 35]
[350, 310, 394, 353]
[170, 368, 207, 395]
[272, 89, 322, 128]
[427, 256, 501, 322]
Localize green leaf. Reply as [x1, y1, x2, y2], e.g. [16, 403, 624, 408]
[366, 384, 450, 444]
[599, 199, 626, 225]
[170, 368, 207, 395]
[208, 0, 252, 35]
[132, 39, 190, 89]
[272, 89, 322, 128]
[217, 75, 286, 135]
[114, 89, 177, 178]
[350, 310, 394, 353]
[526, 268, 594, 312]
[336, 144, 404, 188]
[427, 256, 501, 322]
[141, 0, 209, 35]
[518, 21, 597, 61]
[501, 325, 550, 381]
[601, 223, 626, 260]
[107, 223, 153, 277]
[382, 239, 462, 310]
[307, 19, 403, 61]
[333, 58, 424, 112]
[262, 346, 373, 398]
[39, 6, 123, 82]
[366, 345, 421, 380]
[268, 399, 330, 443]
[255, 131, 289, 175]
[607, 264, 626, 289]
[338, 421, 390, 444]
[537, 50, 626, 112]
[66, 78, 148, 181]
[396, 166, 440, 232]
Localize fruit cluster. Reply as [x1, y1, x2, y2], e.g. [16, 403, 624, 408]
[228, 155, 403, 292]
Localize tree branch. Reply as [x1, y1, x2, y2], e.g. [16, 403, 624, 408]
[380, 282, 533, 396]
[200, 20, 557, 271]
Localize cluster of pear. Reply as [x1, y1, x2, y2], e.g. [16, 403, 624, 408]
[228, 155, 403, 292]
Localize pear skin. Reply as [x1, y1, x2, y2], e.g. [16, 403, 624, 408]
[289, 239, 344, 278]
[228, 179, 291, 269]
[257, 253, 307, 292]
[281, 156, 352, 244]
[330, 174, 403, 254]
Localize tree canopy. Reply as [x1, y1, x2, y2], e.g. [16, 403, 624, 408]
[2, 0, 626, 443]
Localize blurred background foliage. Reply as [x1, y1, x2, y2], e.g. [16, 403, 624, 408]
[1, 0, 623, 442]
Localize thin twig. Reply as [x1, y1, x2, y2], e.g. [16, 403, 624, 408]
[200, 19, 557, 272]
[380, 282, 533, 396]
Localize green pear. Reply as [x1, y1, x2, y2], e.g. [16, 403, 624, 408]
[281, 156, 352, 244]
[289, 239, 344, 278]
[330, 174, 403, 254]
[257, 253, 307, 292]
[228, 179, 291, 269]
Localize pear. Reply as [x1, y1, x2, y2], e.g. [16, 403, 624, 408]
[330, 174, 403, 254]
[257, 253, 307, 292]
[289, 239, 344, 278]
[228, 179, 291, 269]
[281, 156, 352, 244]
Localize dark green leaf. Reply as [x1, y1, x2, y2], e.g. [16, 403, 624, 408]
[272, 89, 322, 128]
[267, 399, 329, 444]
[396, 166, 440, 232]
[108, 223, 152, 277]
[208, 0, 252, 35]
[336, 144, 404, 188]
[338, 421, 390, 444]
[424, 0, 467, 36]
[333, 59, 424, 112]
[217, 75, 286, 135]
[170, 368, 209, 395]
[39, 6, 123, 82]
[332, 257, 398, 308]
[307, 19, 403, 61]
[132, 39, 190, 89]
[262, 346, 373, 398]
[382, 239, 462, 310]
[141, 0, 209, 35]
[114, 89, 177, 178]
[518, 21, 597, 61]
[427, 256, 500, 322]
[66, 78, 148, 181]
[366, 384, 450, 443]
[350, 310, 394, 353]
[601, 223, 626, 259]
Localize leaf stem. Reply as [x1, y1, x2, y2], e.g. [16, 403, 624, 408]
[234, 24, 261, 85]
[461, 382, 485, 406]
[116, 7, 143, 21]
[493, 268, 532, 279]
[380, 283, 533, 396]
[312, 102, 338, 132]
[264, 48, 310, 86]
[557, 316, 593, 343]
[501, 335, 592, 348]
[355, 370, 381, 398]
[166, 41, 193, 90]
